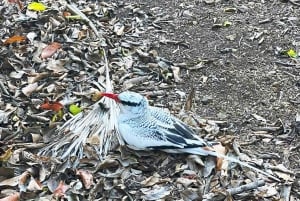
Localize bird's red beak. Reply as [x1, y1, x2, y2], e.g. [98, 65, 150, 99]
[101, 92, 120, 102]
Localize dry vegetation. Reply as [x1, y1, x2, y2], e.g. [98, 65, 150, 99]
[0, 0, 300, 200]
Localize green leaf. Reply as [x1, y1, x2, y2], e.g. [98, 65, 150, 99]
[69, 104, 82, 115]
[287, 49, 297, 58]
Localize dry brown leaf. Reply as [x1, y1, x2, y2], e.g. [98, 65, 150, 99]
[141, 174, 161, 187]
[21, 83, 38, 97]
[141, 185, 171, 200]
[53, 181, 68, 198]
[184, 87, 195, 111]
[18, 171, 31, 192]
[46, 59, 67, 73]
[41, 42, 61, 59]
[176, 177, 196, 187]
[212, 143, 227, 171]
[0, 176, 20, 187]
[4, 35, 26, 45]
[76, 169, 93, 189]
[40, 98, 63, 112]
[27, 178, 43, 191]
[0, 147, 13, 161]
[0, 192, 20, 201]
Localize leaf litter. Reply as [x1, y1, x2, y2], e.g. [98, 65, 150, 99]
[0, 0, 299, 200]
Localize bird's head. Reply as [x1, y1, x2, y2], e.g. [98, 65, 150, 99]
[101, 91, 148, 116]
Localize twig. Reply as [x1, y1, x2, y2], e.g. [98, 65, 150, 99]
[252, 126, 281, 132]
[274, 60, 296, 67]
[203, 180, 265, 201]
[227, 180, 265, 195]
[290, 0, 300, 6]
[66, 4, 100, 38]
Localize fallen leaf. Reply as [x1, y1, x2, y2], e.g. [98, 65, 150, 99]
[21, 83, 38, 97]
[40, 99, 63, 112]
[4, 35, 26, 45]
[69, 104, 82, 115]
[27, 2, 46, 11]
[0, 192, 20, 201]
[8, 0, 23, 10]
[51, 109, 64, 122]
[77, 169, 93, 189]
[0, 148, 13, 161]
[212, 143, 227, 171]
[141, 174, 161, 187]
[46, 59, 67, 73]
[53, 181, 68, 198]
[141, 185, 171, 200]
[19, 171, 31, 192]
[287, 49, 297, 58]
[41, 42, 61, 59]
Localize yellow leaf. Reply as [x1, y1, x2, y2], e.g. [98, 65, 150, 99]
[69, 104, 82, 115]
[28, 2, 47, 11]
[0, 147, 13, 161]
[287, 49, 297, 58]
[51, 109, 64, 122]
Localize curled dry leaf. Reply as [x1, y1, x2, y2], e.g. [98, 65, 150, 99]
[171, 66, 182, 82]
[141, 173, 161, 187]
[8, 0, 23, 10]
[40, 99, 63, 112]
[76, 169, 93, 189]
[21, 83, 38, 97]
[0, 175, 20, 188]
[0, 192, 20, 201]
[114, 22, 125, 36]
[53, 181, 69, 198]
[46, 59, 67, 73]
[18, 171, 31, 192]
[0, 147, 13, 161]
[41, 42, 61, 59]
[141, 185, 171, 200]
[10, 71, 25, 79]
[176, 177, 196, 188]
[0, 111, 10, 124]
[212, 143, 227, 171]
[27, 178, 43, 191]
[4, 35, 26, 45]
[27, 72, 49, 84]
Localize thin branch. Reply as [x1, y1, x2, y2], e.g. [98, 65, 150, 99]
[203, 180, 265, 201]
[66, 4, 100, 38]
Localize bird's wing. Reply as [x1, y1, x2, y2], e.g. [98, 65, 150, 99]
[147, 107, 210, 149]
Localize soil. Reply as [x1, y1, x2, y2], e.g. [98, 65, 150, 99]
[115, 0, 300, 169]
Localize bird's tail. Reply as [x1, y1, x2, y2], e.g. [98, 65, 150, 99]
[183, 147, 280, 182]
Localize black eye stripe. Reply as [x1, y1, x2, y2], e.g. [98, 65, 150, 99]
[121, 100, 141, 106]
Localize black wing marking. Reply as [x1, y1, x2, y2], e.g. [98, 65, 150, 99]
[172, 121, 198, 140]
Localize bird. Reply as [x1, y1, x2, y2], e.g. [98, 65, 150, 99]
[101, 91, 279, 181]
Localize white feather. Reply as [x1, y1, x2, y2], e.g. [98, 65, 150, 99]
[107, 91, 280, 182]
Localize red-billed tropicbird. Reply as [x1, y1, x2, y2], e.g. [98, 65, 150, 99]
[101, 91, 279, 181]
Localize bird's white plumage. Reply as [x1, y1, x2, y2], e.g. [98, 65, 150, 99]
[116, 92, 209, 154]
[102, 91, 279, 181]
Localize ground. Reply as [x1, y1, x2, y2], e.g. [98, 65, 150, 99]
[0, 0, 299, 200]
[123, 0, 300, 167]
